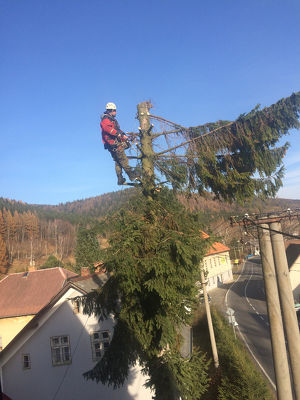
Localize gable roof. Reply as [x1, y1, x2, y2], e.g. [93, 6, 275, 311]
[206, 241, 230, 256]
[69, 272, 109, 292]
[0, 267, 77, 318]
[200, 230, 230, 256]
[285, 240, 300, 270]
[0, 272, 108, 365]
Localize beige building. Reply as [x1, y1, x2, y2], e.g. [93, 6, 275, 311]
[202, 236, 233, 291]
[285, 240, 300, 303]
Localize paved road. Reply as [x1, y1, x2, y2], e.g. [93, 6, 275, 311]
[225, 257, 276, 389]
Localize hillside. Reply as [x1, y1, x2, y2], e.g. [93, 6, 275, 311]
[1, 190, 299, 275]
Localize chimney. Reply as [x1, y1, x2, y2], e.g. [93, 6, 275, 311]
[81, 267, 90, 276]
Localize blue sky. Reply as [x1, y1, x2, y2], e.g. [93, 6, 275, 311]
[1, 0, 299, 205]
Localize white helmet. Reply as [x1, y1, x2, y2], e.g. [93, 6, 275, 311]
[106, 102, 117, 110]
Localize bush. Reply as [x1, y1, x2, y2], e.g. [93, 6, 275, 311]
[212, 309, 273, 400]
[40, 255, 64, 269]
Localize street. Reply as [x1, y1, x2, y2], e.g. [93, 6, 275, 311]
[224, 257, 276, 390]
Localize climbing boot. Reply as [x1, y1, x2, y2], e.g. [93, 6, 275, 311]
[117, 177, 126, 185]
[129, 169, 141, 182]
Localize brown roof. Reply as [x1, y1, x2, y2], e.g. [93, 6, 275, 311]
[0, 268, 78, 318]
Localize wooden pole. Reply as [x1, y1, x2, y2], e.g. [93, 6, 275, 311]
[270, 221, 300, 400]
[258, 224, 293, 400]
[200, 270, 219, 369]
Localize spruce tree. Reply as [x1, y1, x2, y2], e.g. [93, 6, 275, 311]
[80, 92, 300, 399]
[81, 191, 210, 399]
[132, 92, 299, 200]
[40, 254, 64, 269]
[75, 226, 101, 273]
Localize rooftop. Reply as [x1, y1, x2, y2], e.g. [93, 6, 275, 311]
[0, 267, 77, 318]
[206, 241, 230, 256]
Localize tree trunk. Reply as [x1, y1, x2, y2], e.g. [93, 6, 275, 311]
[137, 101, 155, 199]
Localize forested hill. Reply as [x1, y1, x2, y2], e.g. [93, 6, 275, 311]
[1, 190, 299, 275]
[1, 190, 300, 223]
[0, 189, 138, 223]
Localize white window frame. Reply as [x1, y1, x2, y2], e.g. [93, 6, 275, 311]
[22, 353, 31, 369]
[50, 335, 72, 366]
[90, 330, 110, 361]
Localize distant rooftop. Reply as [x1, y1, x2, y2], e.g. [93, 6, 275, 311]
[200, 230, 230, 255]
[206, 241, 230, 256]
[69, 272, 109, 292]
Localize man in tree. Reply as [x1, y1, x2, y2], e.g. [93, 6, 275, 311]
[101, 102, 138, 185]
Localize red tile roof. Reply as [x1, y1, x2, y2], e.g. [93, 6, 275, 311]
[206, 241, 230, 256]
[200, 230, 230, 255]
[0, 268, 77, 318]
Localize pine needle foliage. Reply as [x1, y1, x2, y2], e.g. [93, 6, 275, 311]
[75, 226, 101, 272]
[152, 92, 300, 201]
[212, 310, 273, 400]
[80, 190, 211, 399]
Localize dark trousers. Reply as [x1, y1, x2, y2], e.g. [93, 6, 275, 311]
[108, 145, 135, 181]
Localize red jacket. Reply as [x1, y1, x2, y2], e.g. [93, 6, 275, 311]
[101, 113, 125, 146]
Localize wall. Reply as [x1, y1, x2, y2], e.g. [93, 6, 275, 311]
[1, 288, 153, 400]
[0, 315, 33, 349]
[203, 251, 233, 290]
[289, 255, 300, 303]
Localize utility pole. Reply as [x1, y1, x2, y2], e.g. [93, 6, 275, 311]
[258, 223, 293, 400]
[200, 270, 219, 369]
[270, 220, 300, 400]
[230, 209, 300, 400]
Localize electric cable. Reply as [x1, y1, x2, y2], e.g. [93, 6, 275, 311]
[243, 217, 300, 239]
[52, 308, 90, 400]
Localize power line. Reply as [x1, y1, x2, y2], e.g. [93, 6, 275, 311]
[245, 218, 300, 239]
[230, 209, 300, 239]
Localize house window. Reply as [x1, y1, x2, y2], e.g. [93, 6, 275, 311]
[50, 335, 71, 366]
[22, 354, 31, 369]
[90, 331, 110, 361]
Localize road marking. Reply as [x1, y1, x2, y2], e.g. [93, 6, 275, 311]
[236, 325, 276, 391]
[244, 263, 268, 327]
[225, 260, 276, 391]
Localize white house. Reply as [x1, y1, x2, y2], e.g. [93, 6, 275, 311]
[201, 233, 233, 291]
[0, 274, 153, 400]
[285, 240, 300, 303]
